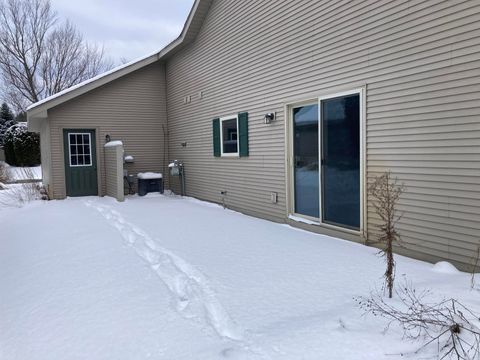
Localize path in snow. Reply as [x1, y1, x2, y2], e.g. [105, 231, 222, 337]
[84, 199, 272, 359]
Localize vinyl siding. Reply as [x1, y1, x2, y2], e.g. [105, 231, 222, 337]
[166, 0, 480, 269]
[104, 145, 124, 201]
[48, 62, 168, 199]
[104, 147, 116, 198]
[39, 120, 52, 196]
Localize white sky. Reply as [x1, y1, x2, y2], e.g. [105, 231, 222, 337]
[49, 0, 195, 64]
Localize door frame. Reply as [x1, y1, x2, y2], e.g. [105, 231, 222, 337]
[285, 87, 366, 236]
[63, 128, 99, 197]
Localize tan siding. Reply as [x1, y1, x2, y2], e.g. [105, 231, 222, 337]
[104, 146, 117, 198]
[166, 0, 480, 269]
[48, 62, 168, 199]
[39, 120, 51, 196]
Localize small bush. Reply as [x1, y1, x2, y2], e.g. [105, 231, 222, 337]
[4, 123, 40, 166]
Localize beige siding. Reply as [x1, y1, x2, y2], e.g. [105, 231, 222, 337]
[48, 63, 168, 199]
[104, 144, 124, 202]
[104, 147, 117, 198]
[166, 0, 480, 269]
[39, 120, 51, 196]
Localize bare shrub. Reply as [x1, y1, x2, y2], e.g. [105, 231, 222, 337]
[0, 161, 9, 183]
[471, 246, 480, 289]
[356, 284, 480, 360]
[368, 171, 406, 298]
[0, 167, 47, 207]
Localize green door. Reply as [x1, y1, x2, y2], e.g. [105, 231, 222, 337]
[63, 129, 98, 197]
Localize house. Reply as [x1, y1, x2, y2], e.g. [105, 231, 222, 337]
[27, 0, 480, 270]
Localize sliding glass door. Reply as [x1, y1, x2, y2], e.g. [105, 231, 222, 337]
[291, 91, 361, 230]
[293, 104, 319, 218]
[321, 94, 360, 229]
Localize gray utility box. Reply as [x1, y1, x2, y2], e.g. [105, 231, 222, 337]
[169, 161, 182, 176]
[137, 173, 164, 196]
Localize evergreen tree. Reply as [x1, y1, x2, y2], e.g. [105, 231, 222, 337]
[1, 103, 14, 122]
[15, 111, 26, 123]
[0, 102, 16, 146]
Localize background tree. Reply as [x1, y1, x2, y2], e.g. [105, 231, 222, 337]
[0, 101, 15, 145]
[0, 0, 113, 111]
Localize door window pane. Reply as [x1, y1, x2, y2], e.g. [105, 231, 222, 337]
[68, 133, 92, 166]
[321, 94, 360, 229]
[293, 104, 319, 218]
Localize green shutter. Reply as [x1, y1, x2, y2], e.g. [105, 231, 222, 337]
[212, 118, 221, 157]
[238, 112, 249, 157]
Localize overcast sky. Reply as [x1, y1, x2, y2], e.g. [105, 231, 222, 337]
[50, 0, 195, 64]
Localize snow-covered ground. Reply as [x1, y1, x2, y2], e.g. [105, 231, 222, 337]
[0, 194, 477, 359]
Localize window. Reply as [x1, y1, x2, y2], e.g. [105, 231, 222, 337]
[68, 132, 92, 166]
[212, 112, 249, 157]
[221, 116, 239, 156]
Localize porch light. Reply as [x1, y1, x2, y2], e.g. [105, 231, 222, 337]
[264, 112, 276, 124]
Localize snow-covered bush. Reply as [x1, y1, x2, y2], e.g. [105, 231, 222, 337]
[3, 123, 40, 166]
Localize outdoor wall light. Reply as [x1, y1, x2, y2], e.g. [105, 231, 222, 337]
[264, 112, 276, 124]
[105, 134, 111, 142]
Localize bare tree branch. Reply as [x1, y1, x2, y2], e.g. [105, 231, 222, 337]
[0, 0, 113, 111]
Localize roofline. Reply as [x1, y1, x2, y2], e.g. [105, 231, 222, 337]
[27, 0, 211, 128]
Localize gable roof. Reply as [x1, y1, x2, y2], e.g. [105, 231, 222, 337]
[27, 0, 213, 128]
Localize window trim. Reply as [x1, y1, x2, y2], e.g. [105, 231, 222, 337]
[219, 114, 239, 157]
[286, 88, 365, 236]
[68, 132, 93, 167]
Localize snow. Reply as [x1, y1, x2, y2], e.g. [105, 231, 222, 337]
[0, 195, 477, 359]
[104, 140, 123, 148]
[288, 214, 320, 225]
[137, 172, 163, 180]
[432, 261, 461, 274]
[124, 155, 134, 162]
[0, 161, 42, 181]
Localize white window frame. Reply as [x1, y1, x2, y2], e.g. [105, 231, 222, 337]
[286, 88, 365, 235]
[219, 114, 239, 157]
[68, 132, 93, 167]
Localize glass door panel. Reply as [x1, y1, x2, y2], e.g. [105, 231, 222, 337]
[321, 94, 360, 229]
[293, 104, 319, 218]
